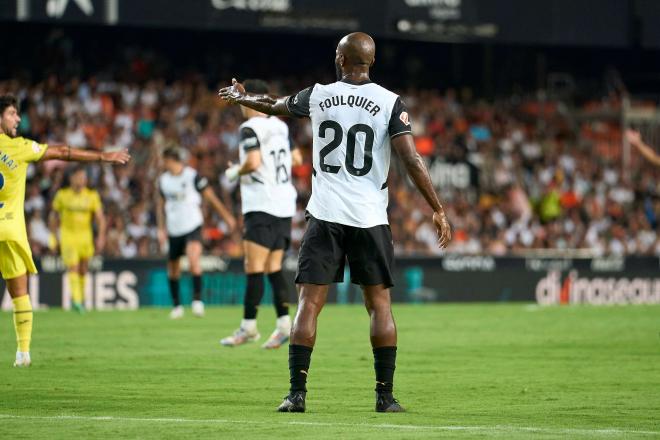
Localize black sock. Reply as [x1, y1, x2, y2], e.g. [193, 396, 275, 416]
[169, 277, 180, 306]
[268, 270, 290, 317]
[373, 346, 397, 393]
[243, 273, 264, 320]
[192, 275, 202, 302]
[289, 344, 313, 393]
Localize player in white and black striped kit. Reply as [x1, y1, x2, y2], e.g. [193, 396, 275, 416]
[156, 147, 236, 319]
[219, 32, 452, 413]
[220, 79, 302, 349]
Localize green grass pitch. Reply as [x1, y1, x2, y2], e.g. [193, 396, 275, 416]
[1, 304, 659, 439]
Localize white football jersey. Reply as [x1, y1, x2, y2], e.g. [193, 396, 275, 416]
[158, 166, 208, 236]
[286, 80, 412, 228]
[238, 115, 297, 218]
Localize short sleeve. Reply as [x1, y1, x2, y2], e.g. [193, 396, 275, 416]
[16, 137, 48, 162]
[285, 86, 314, 118]
[91, 191, 102, 213]
[194, 174, 210, 192]
[52, 191, 63, 212]
[238, 127, 260, 152]
[388, 97, 412, 139]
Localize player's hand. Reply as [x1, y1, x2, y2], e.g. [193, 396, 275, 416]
[224, 215, 237, 234]
[625, 129, 642, 147]
[218, 78, 246, 103]
[224, 161, 240, 182]
[95, 235, 106, 254]
[101, 149, 131, 165]
[433, 210, 452, 249]
[157, 227, 167, 249]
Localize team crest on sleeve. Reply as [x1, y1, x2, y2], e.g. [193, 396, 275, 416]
[399, 111, 410, 126]
[31, 141, 41, 153]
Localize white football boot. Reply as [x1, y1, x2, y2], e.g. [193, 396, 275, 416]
[191, 300, 205, 318]
[13, 351, 31, 368]
[169, 305, 184, 319]
[261, 329, 290, 349]
[262, 316, 291, 349]
[220, 327, 260, 347]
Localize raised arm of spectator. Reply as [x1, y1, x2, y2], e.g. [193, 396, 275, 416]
[218, 78, 293, 116]
[392, 133, 452, 248]
[626, 129, 660, 166]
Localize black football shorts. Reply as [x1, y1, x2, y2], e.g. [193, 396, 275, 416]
[243, 211, 292, 251]
[168, 226, 202, 261]
[295, 212, 394, 288]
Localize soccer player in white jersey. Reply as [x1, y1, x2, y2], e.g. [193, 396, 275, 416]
[219, 32, 452, 413]
[220, 80, 302, 349]
[156, 147, 236, 319]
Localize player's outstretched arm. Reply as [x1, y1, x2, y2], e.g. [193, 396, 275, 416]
[626, 129, 660, 166]
[392, 134, 452, 248]
[218, 78, 292, 116]
[40, 145, 131, 164]
[202, 187, 237, 233]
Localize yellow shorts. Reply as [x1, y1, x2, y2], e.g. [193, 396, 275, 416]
[60, 237, 94, 267]
[0, 240, 38, 280]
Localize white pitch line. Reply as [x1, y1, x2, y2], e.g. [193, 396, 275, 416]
[0, 414, 658, 437]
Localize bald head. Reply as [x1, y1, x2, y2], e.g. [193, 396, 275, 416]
[335, 32, 375, 81]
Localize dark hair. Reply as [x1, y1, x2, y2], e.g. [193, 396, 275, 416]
[70, 165, 87, 175]
[66, 165, 87, 186]
[0, 94, 18, 115]
[243, 79, 270, 95]
[163, 146, 183, 161]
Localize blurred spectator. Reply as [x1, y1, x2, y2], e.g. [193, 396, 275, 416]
[2, 67, 658, 258]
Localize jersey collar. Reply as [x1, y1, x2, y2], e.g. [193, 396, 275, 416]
[340, 78, 372, 86]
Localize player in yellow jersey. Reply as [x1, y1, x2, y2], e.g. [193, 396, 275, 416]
[50, 167, 106, 313]
[0, 94, 130, 367]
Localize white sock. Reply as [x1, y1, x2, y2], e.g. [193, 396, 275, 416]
[276, 315, 291, 333]
[241, 319, 257, 333]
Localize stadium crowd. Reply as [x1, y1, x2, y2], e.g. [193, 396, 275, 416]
[2, 73, 658, 258]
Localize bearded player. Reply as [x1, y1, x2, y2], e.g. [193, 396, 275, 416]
[219, 33, 451, 412]
[0, 94, 130, 367]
